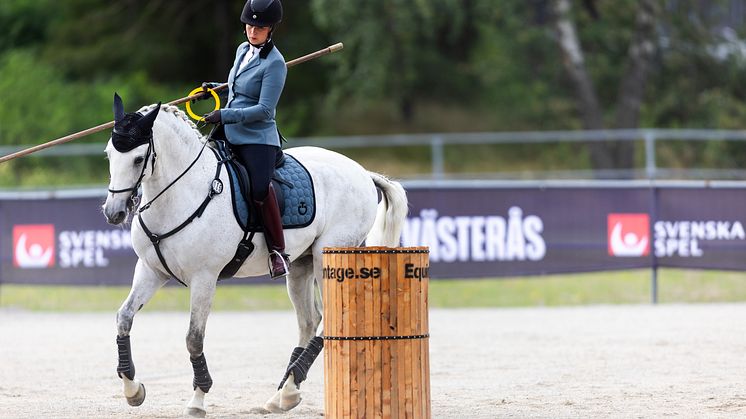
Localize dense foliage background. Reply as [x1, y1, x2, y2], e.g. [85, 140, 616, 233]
[1, 0, 745, 186]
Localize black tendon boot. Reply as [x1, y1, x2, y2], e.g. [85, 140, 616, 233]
[254, 183, 290, 278]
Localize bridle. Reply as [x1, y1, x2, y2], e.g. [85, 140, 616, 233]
[107, 135, 156, 212]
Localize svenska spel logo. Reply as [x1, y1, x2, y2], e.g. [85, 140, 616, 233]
[607, 213, 650, 257]
[13, 224, 55, 268]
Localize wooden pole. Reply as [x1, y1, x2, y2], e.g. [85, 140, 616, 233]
[0, 42, 344, 164]
[169, 42, 344, 107]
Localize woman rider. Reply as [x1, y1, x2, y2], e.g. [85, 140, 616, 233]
[200, 0, 289, 279]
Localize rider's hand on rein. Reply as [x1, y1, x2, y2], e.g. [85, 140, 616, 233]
[204, 110, 222, 124]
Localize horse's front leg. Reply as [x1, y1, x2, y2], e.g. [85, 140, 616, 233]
[265, 256, 324, 413]
[184, 276, 217, 418]
[116, 260, 168, 407]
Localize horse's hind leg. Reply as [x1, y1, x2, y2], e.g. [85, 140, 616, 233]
[116, 260, 168, 407]
[184, 274, 218, 418]
[265, 255, 323, 413]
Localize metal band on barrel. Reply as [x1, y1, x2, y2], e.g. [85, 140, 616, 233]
[322, 249, 429, 254]
[323, 334, 429, 341]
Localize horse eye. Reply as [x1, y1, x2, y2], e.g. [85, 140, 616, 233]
[134, 156, 145, 165]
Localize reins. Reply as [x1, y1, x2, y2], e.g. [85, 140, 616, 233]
[136, 130, 210, 214]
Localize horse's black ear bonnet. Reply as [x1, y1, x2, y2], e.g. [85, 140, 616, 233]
[111, 92, 161, 153]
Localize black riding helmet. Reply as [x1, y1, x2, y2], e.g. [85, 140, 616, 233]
[241, 0, 283, 27]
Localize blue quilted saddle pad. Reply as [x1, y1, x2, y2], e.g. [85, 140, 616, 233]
[224, 153, 316, 232]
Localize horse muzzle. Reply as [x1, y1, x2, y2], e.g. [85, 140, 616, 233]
[103, 196, 129, 225]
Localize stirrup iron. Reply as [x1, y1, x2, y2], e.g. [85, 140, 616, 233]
[268, 250, 289, 279]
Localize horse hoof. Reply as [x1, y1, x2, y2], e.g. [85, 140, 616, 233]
[264, 388, 302, 413]
[264, 390, 284, 413]
[280, 392, 302, 412]
[185, 407, 207, 418]
[264, 402, 288, 413]
[126, 382, 146, 406]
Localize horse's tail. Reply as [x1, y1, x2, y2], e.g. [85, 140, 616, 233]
[366, 172, 408, 247]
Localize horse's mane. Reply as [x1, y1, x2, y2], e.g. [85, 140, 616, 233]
[138, 104, 206, 145]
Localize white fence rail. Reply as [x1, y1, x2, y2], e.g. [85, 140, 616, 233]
[4, 128, 746, 180]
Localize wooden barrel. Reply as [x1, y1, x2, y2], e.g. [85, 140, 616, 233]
[322, 246, 430, 419]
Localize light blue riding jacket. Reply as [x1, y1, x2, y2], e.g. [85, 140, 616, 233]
[221, 41, 286, 146]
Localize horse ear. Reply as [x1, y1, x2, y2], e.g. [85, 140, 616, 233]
[137, 102, 161, 131]
[113, 93, 125, 122]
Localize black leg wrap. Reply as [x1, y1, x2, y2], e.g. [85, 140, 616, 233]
[190, 353, 213, 393]
[288, 347, 305, 369]
[277, 346, 304, 390]
[116, 335, 135, 380]
[278, 336, 324, 390]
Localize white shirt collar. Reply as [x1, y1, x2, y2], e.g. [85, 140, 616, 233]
[239, 45, 260, 70]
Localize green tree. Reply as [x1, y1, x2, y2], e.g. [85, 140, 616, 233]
[2, 0, 746, 184]
[310, 0, 479, 123]
[38, 0, 335, 136]
[468, 2, 577, 130]
[0, 0, 54, 54]
[645, 0, 746, 172]
[549, 0, 659, 174]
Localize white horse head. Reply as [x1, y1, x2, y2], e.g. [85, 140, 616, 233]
[103, 94, 209, 225]
[103, 93, 409, 416]
[103, 93, 161, 224]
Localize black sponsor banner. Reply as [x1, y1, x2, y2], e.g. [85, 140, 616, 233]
[402, 186, 654, 278]
[0, 196, 136, 285]
[402, 183, 746, 278]
[654, 188, 746, 270]
[0, 192, 273, 286]
[0, 184, 744, 285]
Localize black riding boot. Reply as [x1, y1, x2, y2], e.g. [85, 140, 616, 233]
[254, 183, 289, 279]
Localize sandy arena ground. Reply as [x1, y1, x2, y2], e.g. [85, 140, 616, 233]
[1, 304, 745, 418]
